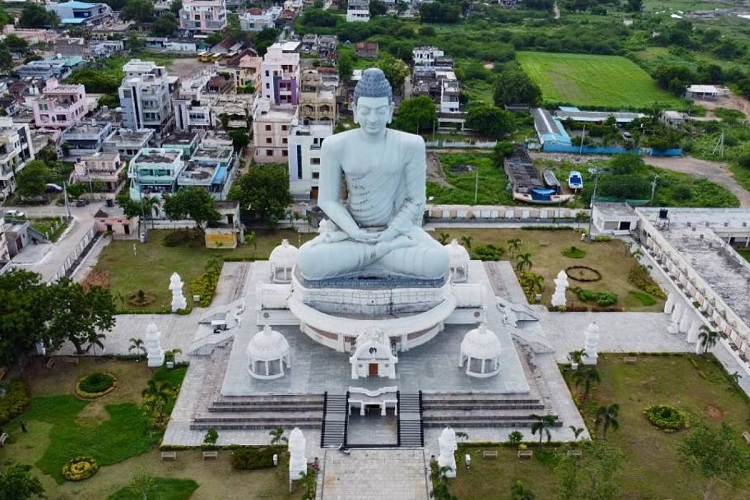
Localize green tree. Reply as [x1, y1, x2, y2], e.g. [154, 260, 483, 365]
[377, 54, 409, 94]
[369, 0, 388, 16]
[141, 379, 173, 422]
[573, 367, 600, 400]
[460, 235, 473, 250]
[128, 337, 146, 361]
[162, 187, 220, 232]
[19, 4, 59, 28]
[337, 49, 355, 83]
[203, 428, 219, 449]
[255, 28, 281, 57]
[45, 277, 117, 355]
[3, 35, 29, 55]
[697, 326, 719, 355]
[0, 463, 45, 500]
[493, 69, 541, 107]
[556, 440, 623, 500]
[516, 252, 533, 272]
[170, 0, 183, 15]
[465, 105, 516, 139]
[0, 45, 12, 74]
[510, 481, 535, 500]
[121, 0, 155, 23]
[15, 160, 52, 198]
[66, 182, 87, 200]
[269, 427, 288, 445]
[129, 467, 155, 500]
[679, 422, 750, 498]
[0, 270, 52, 367]
[228, 129, 250, 152]
[393, 95, 436, 134]
[229, 165, 292, 225]
[507, 238, 522, 257]
[530, 414, 557, 446]
[595, 403, 620, 439]
[150, 12, 179, 37]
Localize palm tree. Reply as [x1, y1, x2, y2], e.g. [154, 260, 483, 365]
[516, 253, 533, 272]
[141, 196, 160, 229]
[85, 332, 106, 356]
[595, 403, 620, 439]
[507, 238, 522, 257]
[729, 371, 742, 385]
[269, 426, 287, 445]
[530, 414, 557, 446]
[460, 235, 473, 250]
[510, 481, 535, 500]
[437, 232, 451, 245]
[129, 337, 146, 362]
[697, 326, 719, 355]
[573, 367, 601, 400]
[142, 380, 173, 421]
[526, 273, 544, 295]
[569, 426, 585, 442]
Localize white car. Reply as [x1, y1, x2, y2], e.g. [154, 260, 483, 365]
[5, 209, 25, 218]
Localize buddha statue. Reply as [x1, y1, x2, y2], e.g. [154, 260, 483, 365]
[296, 68, 449, 282]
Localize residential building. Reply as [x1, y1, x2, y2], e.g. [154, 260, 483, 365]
[53, 37, 123, 60]
[103, 128, 155, 159]
[411, 61, 465, 129]
[16, 59, 67, 80]
[318, 35, 338, 59]
[128, 148, 185, 201]
[413, 46, 445, 67]
[0, 210, 10, 264]
[173, 72, 216, 132]
[94, 208, 133, 237]
[685, 84, 725, 100]
[60, 121, 113, 156]
[347, 0, 370, 22]
[206, 74, 232, 94]
[201, 130, 234, 149]
[179, 0, 227, 33]
[252, 97, 294, 164]
[227, 51, 262, 90]
[298, 70, 336, 125]
[355, 42, 378, 59]
[260, 42, 301, 106]
[212, 94, 254, 129]
[46, 1, 113, 27]
[239, 5, 282, 31]
[288, 120, 332, 200]
[72, 151, 124, 191]
[0, 118, 34, 200]
[33, 78, 89, 129]
[161, 131, 201, 159]
[143, 38, 207, 54]
[661, 110, 689, 128]
[178, 142, 236, 200]
[118, 60, 174, 135]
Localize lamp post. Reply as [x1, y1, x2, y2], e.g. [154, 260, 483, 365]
[587, 169, 601, 242]
[62, 181, 71, 220]
[474, 168, 479, 205]
[650, 174, 659, 206]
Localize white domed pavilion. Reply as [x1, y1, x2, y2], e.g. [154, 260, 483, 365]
[445, 239, 470, 283]
[247, 325, 291, 379]
[459, 324, 501, 378]
[269, 239, 298, 283]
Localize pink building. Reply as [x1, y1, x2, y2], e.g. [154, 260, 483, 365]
[179, 0, 227, 33]
[260, 42, 300, 106]
[32, 78, 88, 129]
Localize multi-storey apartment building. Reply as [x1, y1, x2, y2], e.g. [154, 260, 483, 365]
[173, 72, 217, 132]
[252, 97, 294, 164]
[46, 1, 113, 27]
[72, 151, 124, 192]
[346, 0, 370, 22]
[60, 121, 113, 156]
[118, 60, 174, 135]
[179, 0, 227, 33]
[178, 142, 236, 200]
[288, 120, 332, 200]
[0, 118, 34, 200]
[103, 128, 155, 159]
[0, 210, 10, 265]
[298, 69, 336, 126]
[260, 42, 300, 106]
[33, 78, 88, 129]
[128, 148, 185, 201]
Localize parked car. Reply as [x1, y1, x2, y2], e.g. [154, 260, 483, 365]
[45, 183, 63, 193]
[5, 209, 25, 218]
[75, 199, 89, 207]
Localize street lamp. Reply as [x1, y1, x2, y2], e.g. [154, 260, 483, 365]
[587, 168, 601, 242]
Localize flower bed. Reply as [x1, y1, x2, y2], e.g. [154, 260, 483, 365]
[63, 456, 99, 481]
[565, 266, 602, 282]
[561, 246, 586, 259]
[75, 372, 117, 399]
[570, 286, 618, 306]
[628, 264, 666, 299]
[644, 405, 688, 432]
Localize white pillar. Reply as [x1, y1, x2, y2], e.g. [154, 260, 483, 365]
[169, 272, 187, 312]
[671, 303, 682, 323]
[664, 292, 675, 314]
[288, 428, 306, 481]
[679, 309, 692, 334]
[438, 427, 457, 478]
[583, 322, 599, 365]
[687, 321, 701, 344]
[145, 322, 165, 368]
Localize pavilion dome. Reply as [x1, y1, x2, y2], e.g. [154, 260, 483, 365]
[460, 324, 501, 360]
[270, 239, 299, 269]
[445, 239, 470, 267]
[247, 325, 290, 362]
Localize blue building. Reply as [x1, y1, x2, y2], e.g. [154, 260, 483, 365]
[47, 1, 113, 27]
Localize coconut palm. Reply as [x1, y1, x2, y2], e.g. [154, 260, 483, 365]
[85, 332, 106, 356]
[141, 196, 160, 228]
[729, 371, 742, 385]
[437, 232, 451, 245]
[129, 337, 146, 362]
[530, 414, 557, 446]
[507, 238, 522, 257]
[142, 380, 173, 421]
[516, 253, 533, 272]
[595, 403, 620, 439]
[573, 367, 601, 400]
[569, 425, 585, 442]
[697, 325, 719, 355]
[269, 426, 287, 445]
[460, 235, 473, 250]
[526, 273, 544, 295]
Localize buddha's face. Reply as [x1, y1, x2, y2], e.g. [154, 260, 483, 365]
[353, 96, 394, 136]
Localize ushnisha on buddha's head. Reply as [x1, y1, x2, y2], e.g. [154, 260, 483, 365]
[352, 68, 395, 137]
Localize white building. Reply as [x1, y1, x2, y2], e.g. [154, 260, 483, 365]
[346, 0, 370, 22]
[0, 119, 34, 200]
[260, 42, 301, 106]
[179, 0, 227, 33]
[173, 71, 217, 131]
[118, 60, 174, 135]
[288, 120, 333, 200]
[239, 5, 282, 31]
[413, 46, 445, 67]
[252, 97, 294, 164]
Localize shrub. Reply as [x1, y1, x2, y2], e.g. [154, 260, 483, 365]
[570, 286, 618, 306]
[231, 446, 281, 470]
[562, 246, 586, 258]
[163, 228, 203, 247]
[62, 456, 99, 481]
[629, 290, 657, 306]
[190, 257, 223, 307]
[592, 235, 611, 242]
[508, 430, 524, 444]
[0, 380, 30, 426]
[76, 372, 116, 398]
[471, 243, 505, 261]
[644, 405, 688, 432]
[628, 264, 666, 298]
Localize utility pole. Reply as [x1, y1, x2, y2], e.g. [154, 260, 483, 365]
[579, 124, 586, 157]
[650, 174, 659, 206]
[474, 167, 479, 204]
[587, 169, 600, 242]
[63, 181, 71, 220]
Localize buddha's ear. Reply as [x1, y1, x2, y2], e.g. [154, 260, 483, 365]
[387, 102, 395, 124]
[352, 103, 359, 124]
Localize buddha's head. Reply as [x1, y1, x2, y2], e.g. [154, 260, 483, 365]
[352, 68, 395, 136]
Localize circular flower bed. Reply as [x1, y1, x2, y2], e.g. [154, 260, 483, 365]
[76, 372, 116, 399]
[128, 290, 156, 307]
[565, 266, 602, 282]
[63, 456, 99, 482]
[562, 246, 586, 259]
[644, 405, 688, 432]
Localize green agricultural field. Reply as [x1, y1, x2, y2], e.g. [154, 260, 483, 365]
[517, 52, 685, 109]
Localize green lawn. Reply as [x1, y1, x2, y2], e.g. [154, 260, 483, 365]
[517, 52, 685, 109]
[29, 217, 70, 242]
[427, 152, 514, 206]
[107, 477, 199, 500]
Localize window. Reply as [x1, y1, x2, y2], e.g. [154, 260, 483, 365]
[311, 158, 320, 165]
[266, 149, 273, 156]
[282, 150, 288, 157]
[281, 125, 288, 131]
[282, 138, 287, 144]
[312, 171, 319, 179]
[265, 125, 271, 131]
[265, 138, 272, 144]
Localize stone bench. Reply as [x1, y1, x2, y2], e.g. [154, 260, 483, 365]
[567, 449, 583, 458]
[517, 449, 533, 460]
[46, 358, 55, 369]
[0, 432, 8, 446]
[482, 450, 498, 459]
[202, 451, 218, 460]
[624, 356, 638, 365]
[161, 451, 177, 461]
[742, 431, 750, 445]
[64, 357, 79, 365]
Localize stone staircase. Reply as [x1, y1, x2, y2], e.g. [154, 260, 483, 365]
[421, 393, 561, 429]
[398, 392, 423, 447]
[321, 392, 348, 448]
[190, 394, 324, 431]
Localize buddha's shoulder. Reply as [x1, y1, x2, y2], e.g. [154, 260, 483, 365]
[388, 129, 425, 149]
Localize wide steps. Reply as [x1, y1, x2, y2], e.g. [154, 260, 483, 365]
[422, 403, 546, 411]
[321, 393, 349, 448]
[420, 393, 560, 429]
[209, 403, 323, 412]
[191, 420, 321, 431]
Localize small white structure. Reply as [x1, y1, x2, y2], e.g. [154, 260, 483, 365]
[445, 239, 470, 283]
[247, 325, 291, 379]
[349, 327, 398, 380]
[551, 270, 569, 308]
[583, 321, 599, 365]
[145, 322, 165, 368]
[438, 427, 457, 478]
[288, 427, 306, 481]
[169, 272, 187, 312]
[459, 324, 502, 377]
[592, 202, 638, 236]
[685, 84, 721, 100]
[270, 239, 299, 283]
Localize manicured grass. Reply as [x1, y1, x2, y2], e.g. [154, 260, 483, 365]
[517, 51, 684, 109]
[627, 290, 657, 307]
[29, 217, 70, 242]
[739, 248, 750, 264]
[426, 152, 514, 206]
[107, 477, 199, 500]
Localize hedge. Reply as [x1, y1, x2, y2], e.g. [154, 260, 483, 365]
[644, 405, 688, 432]
[231, 446, 283, 470]
[0, 380, 30, 426]
[76, 372, 117, 399]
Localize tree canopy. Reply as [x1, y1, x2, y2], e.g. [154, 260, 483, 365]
[465, 105, 515, 139]
[376, 54, 409, 94]
[162, 187, 221, 230]
[0, 463, 45, 500]
[228, 165, 292, 225]
[393, 96, 436, 134]
[121, 0, 155, 23]
[18, 4, 59, 29]
[493, 68, 542, 108]
[15, 160, 52, 198]
[0, 270, 51, 367]
[151, 12, 179, 37]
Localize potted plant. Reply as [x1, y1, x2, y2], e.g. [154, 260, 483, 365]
[164, 349, 182, 369]
[569, 349, 586, 370]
